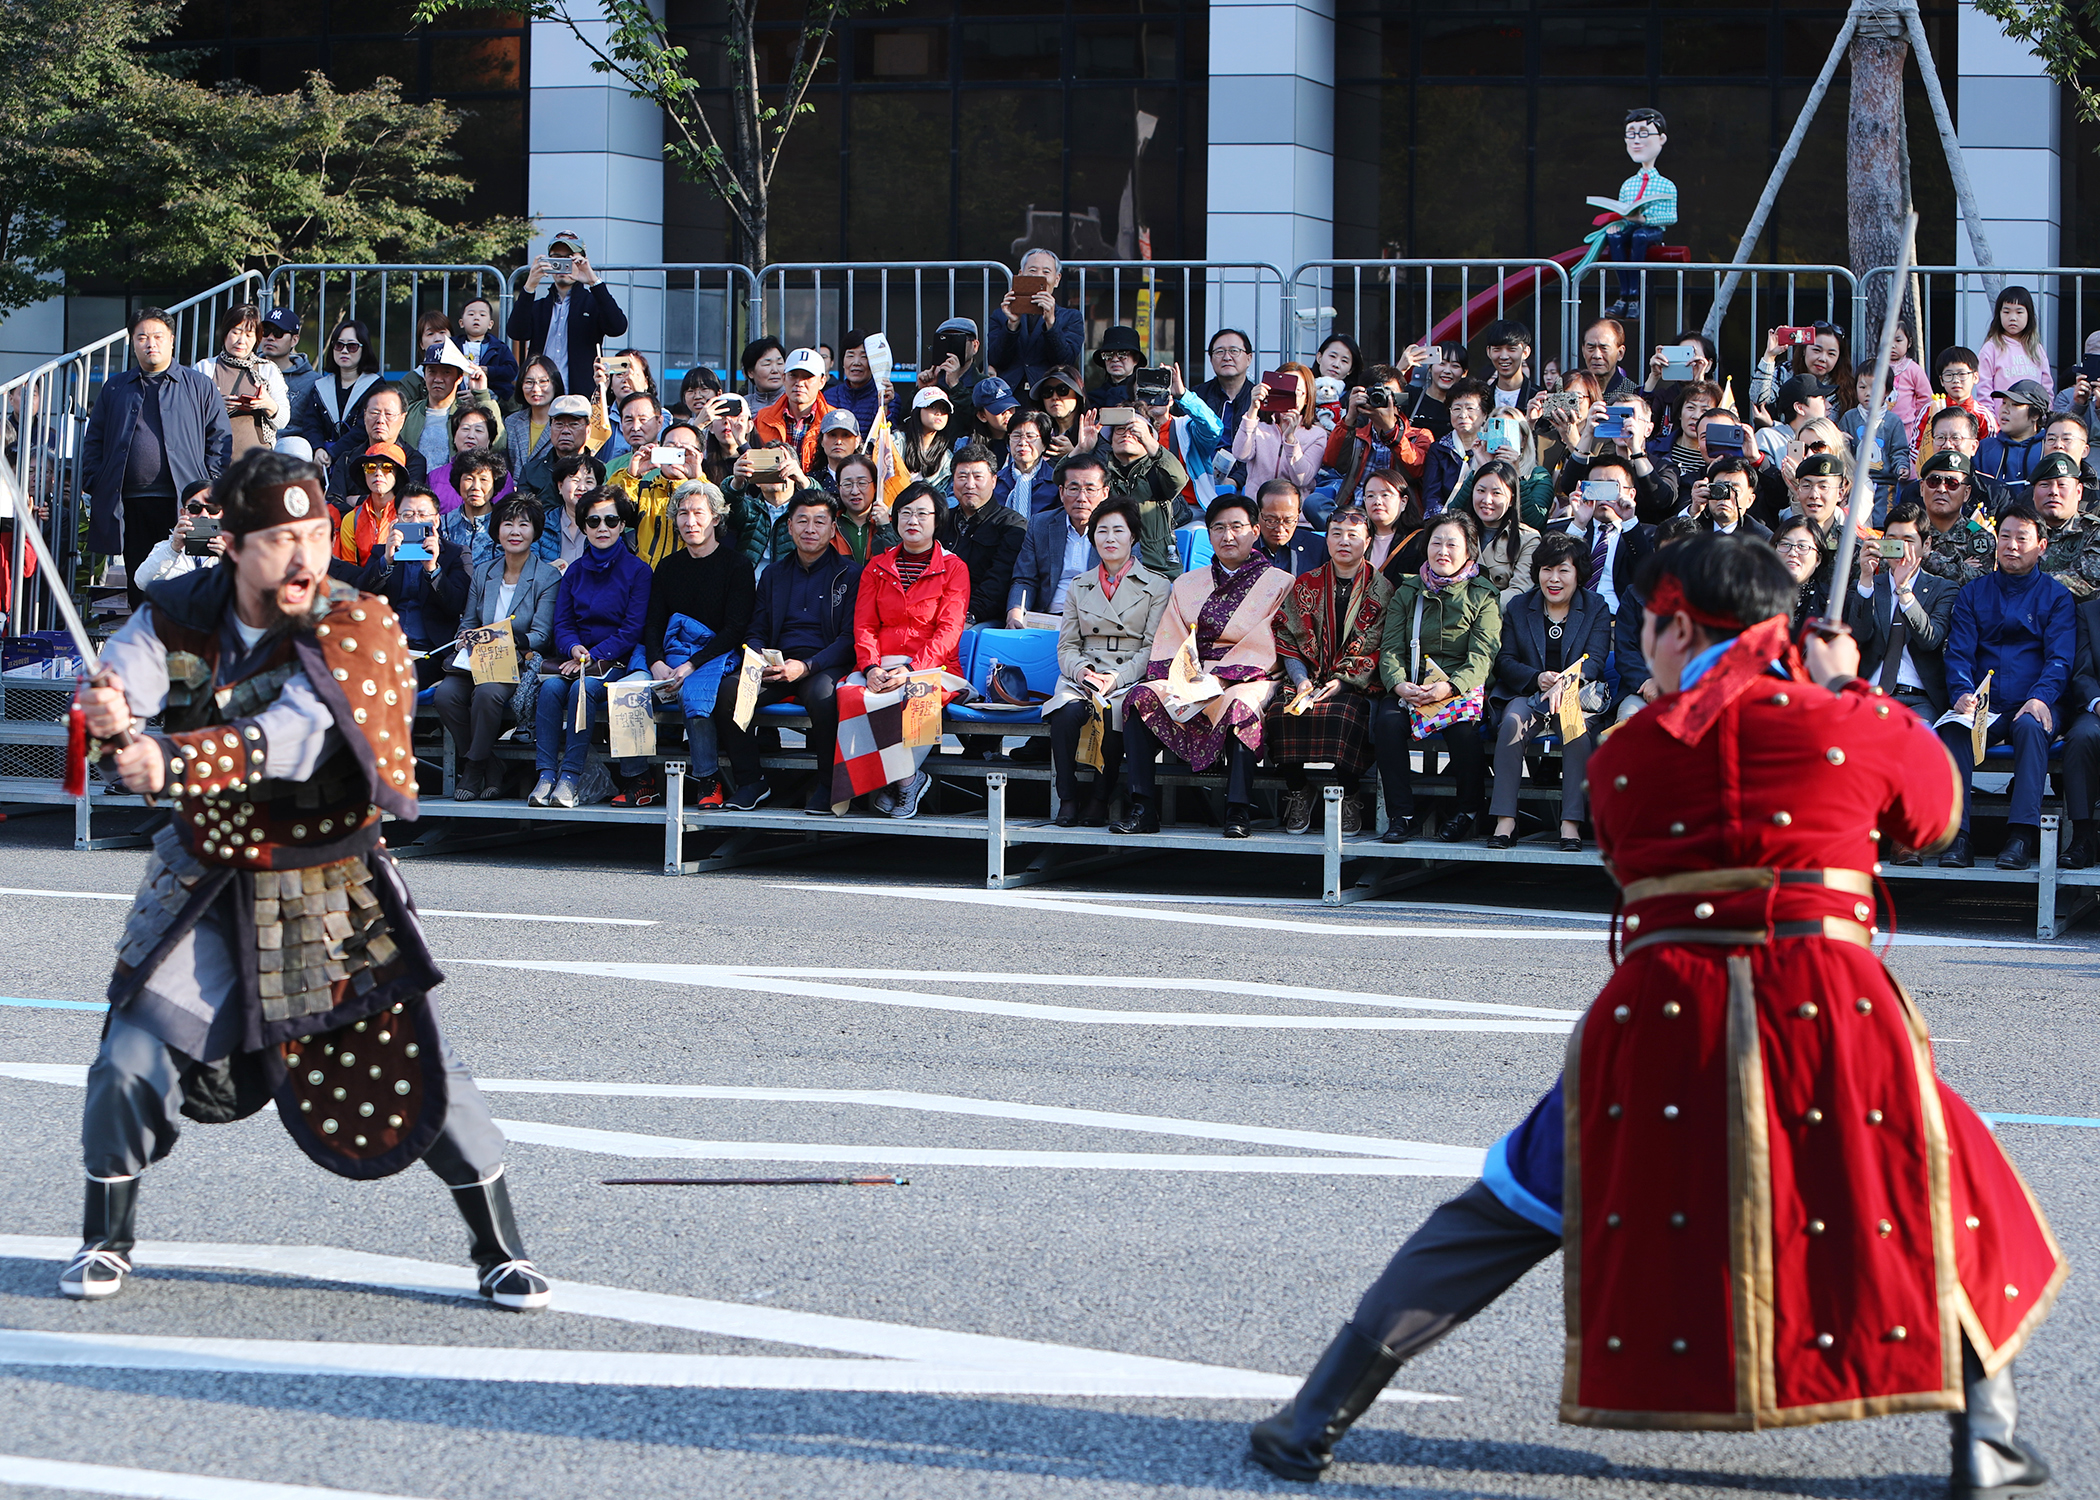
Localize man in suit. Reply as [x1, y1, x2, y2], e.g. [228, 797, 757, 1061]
[506, 231, 630, 401]
[1546, 454, 1652, 616]
[1690, 456, 1772, 539]
[2058, 589, 2100, 868]
[1006, 452, 1104, 626]
[1253, 479, 1329, 578]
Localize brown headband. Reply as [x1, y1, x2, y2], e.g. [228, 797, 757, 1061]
[229, 479, 328, 536]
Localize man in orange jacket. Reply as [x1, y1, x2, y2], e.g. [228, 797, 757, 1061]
[753, 347, 833, 476]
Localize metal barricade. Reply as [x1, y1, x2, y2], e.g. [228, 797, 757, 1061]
[1290, 259, 1575, 386]
[1861, 265, 2100, 389]
[753, 263, 1011, 382]
[505, 263, 759, 384]
[1058, 261, 1288, 379]
[263, 264, 510, 376]
[3, 272, 262, 638]
[1568, 261, 1861, 394]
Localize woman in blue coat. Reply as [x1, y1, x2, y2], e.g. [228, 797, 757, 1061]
[531, 486, 651, 807]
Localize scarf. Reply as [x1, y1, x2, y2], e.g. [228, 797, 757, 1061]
[1418, 558, 1480, 594]
[216, 351, 278, 447]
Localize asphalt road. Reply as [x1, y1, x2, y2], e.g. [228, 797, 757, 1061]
[0, 809, 2095, 1500]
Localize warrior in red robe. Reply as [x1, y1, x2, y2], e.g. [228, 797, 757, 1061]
[1249, 533, 2064, 1494]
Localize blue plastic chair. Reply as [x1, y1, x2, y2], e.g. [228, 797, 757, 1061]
[947, 626, 1059, 724]
[1176, 524, 1214, 573]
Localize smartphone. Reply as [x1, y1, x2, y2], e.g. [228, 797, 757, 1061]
[1483, 415, 1521, 453]
[1133, 366, 1173, 406]
[649, 445, 684, 469]
[1658, 343, 1702, 380]
[929, 330, 970, 365]
[2082, 354, 2100, 383]
[1773, 325, 1817, 347]
[1011, 274, 1050, 301]
[1580, 479, 1622, 508]
[746, 448, 786, 475]
[1875, 536, 1907, 558]
[546, 255, 574, 276]
[183, 516, 221, 556]
[1703, 420, 1745, 455]
[394, 521, 432, 562]
[607, 355, 633, 378]
[1593, 403, 1636, 441]
[762, 648, 786, 669]
[709, 396, 743, 419]
[1095, 406, 1140, 428]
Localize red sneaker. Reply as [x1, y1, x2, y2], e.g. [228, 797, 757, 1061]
[692, 778, 724, 809]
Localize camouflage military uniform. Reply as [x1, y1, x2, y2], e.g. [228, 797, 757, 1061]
[2041, 512, 2100, 598]
[1920, 516, 1996, 584]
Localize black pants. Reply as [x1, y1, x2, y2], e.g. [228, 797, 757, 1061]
[1372, 697, 1486, 820]
[716, 671, 840, 786]
[1045, 700, 1124, 805]
[2062, 710, 2100, 824]
[1349, 1181, 1561, 1359]
[122, 491, 177, 608]
[1124, 711, 1254, 803]
[433, 670, 513, 765]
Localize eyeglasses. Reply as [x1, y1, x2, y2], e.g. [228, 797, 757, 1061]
[1210, 345, 1250, 358]
[582, 514, 622, 530]
[1623, 128, 1661, 141]
[895, 508, 937, 525]
[360, 462, 392, 473]
[184, 501, 219, 515]
[1210, 520, 1256, 535]
[1802, 441, 1828, 454]
[1774, 540, 1819, 556]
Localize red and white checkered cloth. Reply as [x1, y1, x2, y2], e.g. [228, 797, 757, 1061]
[830, 671, 970, 808]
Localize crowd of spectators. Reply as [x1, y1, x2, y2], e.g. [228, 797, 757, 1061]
[62, 250, 2100, 872]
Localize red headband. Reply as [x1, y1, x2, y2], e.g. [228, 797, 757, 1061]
[1644, 572, 1743, 634]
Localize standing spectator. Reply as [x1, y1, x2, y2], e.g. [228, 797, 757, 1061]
[1040, 498, 1172, 827]
[1486, 530, 1611, 850]
[436, 496, 561, 801]
[255, 306, 318, 432]
[326, 386, 429, 504]
[643, 480, 756, 810]
[531, 486, 653, 808]
[1252, 480, 1328, 579]
[740, 336, 787, 404]
[2049, 330, 2100, 439]
[717, 492, 862, 814]
[508, 232, 629, 401]
[1267, 505, 1391, 836]
[453, 295, 517, 406]
[1918, 345, 1998, 455]
[1232, 371, 1324, 497]
[82, 307, 231, 605]
[133, 481, 223, 589]
[516, 394, 598, 504]
[672, 365, 723, 423]
[823, 332, 888, 437]
[506, 356, 565, 480]
[1886, 322, 1935, 436]
[1639, 329, 1717, 419]
[1839, 367, 1914, 523]
[1482, 320, 1539, 412]
[1008, 454, 1105, 624]
[1938, 505, 2075, 870]
[1976, 284, 2053, 403]
[289, 317, 379, 466]
[937, 442, 1026, 627]
[1191, 328, 1256, 433]
[989, 248, 1085, 390]
[1032, 367, 1088, 461]
[402, 336, 503, 477]
[334, 443, 409, 567]
[1752, 321, 1852, 416]
[1404, 343, 1465, 436]
[994, 411, 1057, 518]
[192, 304, 289, 462]
[753, 348, 833, 475]
[1977, 380, 2051, 498]
[910, 317, 984, 418]
[1579, 319, 1636, 399]
[961, 377, 1019, 465]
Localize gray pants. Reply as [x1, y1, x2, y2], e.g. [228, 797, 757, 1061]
[1489, 698, 1594, 822]
[83, 1009, 508, 1188]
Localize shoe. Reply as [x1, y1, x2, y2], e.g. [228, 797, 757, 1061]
[1380, 815, 1418, 844]
[1280, 787, 1313, 834]
[1054, 799, 1080, 828]
[1485, 832, 1514, 850]
[1339, 793, 1364, 837]
[2063, 830, 2099, 870]
[550, 776, 579, 809]
[805, 787, 835, 816]
[1223, 802, 1254, 839]
[690, 777, 726, 809]
[1891, 847, 1924, 867]
[1248, 1323, 1404, 1482]
[1995, 836, 2033, 872]
[450, 1171, 551, 1312]
[724, 780, 772, 812]
[1559, 837, 1584, 853]
[527, 776, 555, 808]
[453, 763, 486, 802]
[870, 783, 897, 816]
[1438, 811, 1476, 843]
[1939, 834, 1973, 869]
[630, 772, 662, 807]
[58, 1176, 138, 1301]
[1112, 799, 1160, 835]
[1080, 798, 1110, 827]
[887, 770, 931, 820]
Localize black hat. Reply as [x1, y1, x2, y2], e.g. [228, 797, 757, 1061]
[260, 306, 301, 337]
[2030, 450, 2081, 483]
[1775, 373, 1836, 412]
[1794, 452, 1845, 480]
[1031, 367, 1085, 400]
[1919, 449, 1972, 479]
[1092, 326, 1143, 364]
[1992, 379, 2052, 414]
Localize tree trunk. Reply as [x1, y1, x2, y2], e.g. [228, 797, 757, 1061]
[1848, 31, 1910, 352]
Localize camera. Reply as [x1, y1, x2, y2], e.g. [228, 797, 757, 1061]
[183, 516, 221, 556]
[393, 521, 432, 562]
[546, 255, 574, 276]
[1362, 387, 1395, 411]
[1133, 366, 1173, 406]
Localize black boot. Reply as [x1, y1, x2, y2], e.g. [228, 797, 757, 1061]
[450, 1171, 552, 1311]
[1249, 1323, 1403, 1481]
[1111, 797, 1160, 835]
[1951, 1346, 2050, 1494]
[60, 1175, 138, 1300]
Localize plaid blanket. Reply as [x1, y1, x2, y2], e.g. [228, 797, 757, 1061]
[830, 671, 970, 808]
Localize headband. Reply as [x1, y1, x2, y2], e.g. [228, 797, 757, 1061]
[1644, 572, 1744, 634]
[229, 479, 327, 536]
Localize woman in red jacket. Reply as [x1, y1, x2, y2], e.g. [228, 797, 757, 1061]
[843, 482, 969, 818]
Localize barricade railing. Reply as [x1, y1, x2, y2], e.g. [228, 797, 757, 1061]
[1289, 260, 1576, 384]
[753, 262, 1012, 382]
[2, 272, 263, 637]
[1057, 261, 1288, 378]
[262, 264, 511, 378]
[1567, 261, 1861, 397]
[1861, 265, 2100, 392]
[502, 263, 760, 384]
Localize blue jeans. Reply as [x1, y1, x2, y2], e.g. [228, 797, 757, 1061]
[534, 670, 646, 780]
[1607, 222, 1665, 302]
[683, 712, 720, 779]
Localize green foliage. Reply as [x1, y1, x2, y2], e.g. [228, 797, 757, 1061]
[1974, 0, 2100, 124]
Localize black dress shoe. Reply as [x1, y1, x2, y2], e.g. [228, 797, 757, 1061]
[1890, 848, 1924, 867]
[1939, 834, 1973, 869]
[1111, 800, 1160, 835]
[1437, 811, 1476, 843]
[1380, 815, 1418, 844]
[2063, 830, 2100, 870]
[1222, 802, 1253, 839]
[1485, 832, 1514, 850]
[1559, 837, 1584, 853]
[1054, 802, 1080, 827]
[1995, 836, 2032, 872]
[1079, 798, 1110, 827]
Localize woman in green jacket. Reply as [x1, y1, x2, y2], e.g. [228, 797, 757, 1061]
[1373, 509, 1502, 843]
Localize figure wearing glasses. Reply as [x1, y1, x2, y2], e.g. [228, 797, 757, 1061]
[1601, 109, 1677, 322]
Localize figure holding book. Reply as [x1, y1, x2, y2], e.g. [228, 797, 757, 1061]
[1591, 108, 1678, 321]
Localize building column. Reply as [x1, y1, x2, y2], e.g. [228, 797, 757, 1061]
[527, 13, 666, 369]
[1954, 0, 2060, 355]
[1205, 0, 1334, 367]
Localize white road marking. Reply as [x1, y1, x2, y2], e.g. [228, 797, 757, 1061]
[0, 1237, 1445, 1403]
[0, 887, 128, 902]
[1003, 887, 1619, 924]
[457, 961, 1577, 1032]
[0, 1454, 434, 1500]
[0, 888, 652, 926]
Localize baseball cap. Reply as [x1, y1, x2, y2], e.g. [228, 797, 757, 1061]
[2030, 450, 2081, 483]
[422, 335, 472, 373]
[820, 408, 860, 436]
[1919, 449, 1972, 479]
[1992, 379, 2052, 413]
[1794, 453, 1845, 480]
[548, 394, 592, 418]
[359, 442, 409, 475]
[785, 347, 825, 377]
[546, 231, 586, 256]
[972, 377, 1018, 415]
[935, 316, 979, 340]
[913, 386, 955, 411]
[1031, 368, 1084, 401]
[261, 307, 300, 337]
[1775, 373, 1836, 411]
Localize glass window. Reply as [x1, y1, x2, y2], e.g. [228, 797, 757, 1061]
[757, 94, 841, 263]
[961, 22, 1063, 82]
[1419, 15, 1528, 78]
[959, 92, 1066, 261]
[431, 35, 520, 92]
[329, 38, 423, 92]
[855, 27, 948, 82]
[848, 91, 953, 259]
[1660, 18, 1769, 77]
[1536, 15, 1646, 77]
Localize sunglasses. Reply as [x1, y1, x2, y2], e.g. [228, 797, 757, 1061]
[360, 461, 393, 472]
[333, 340, 362, 352]
[1922, 475, 1966, 489]
[582, 513, 622, 530]
[184, 500, 220, 515]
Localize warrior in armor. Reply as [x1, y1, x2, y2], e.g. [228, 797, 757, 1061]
[64, 448, 551, 1312]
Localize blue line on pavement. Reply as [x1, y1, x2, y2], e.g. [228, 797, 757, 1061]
[0, 996, 103, 1011]
[1984, 1113, 2100, 1130]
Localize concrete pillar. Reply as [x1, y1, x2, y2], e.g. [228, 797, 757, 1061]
[1954, 1, 2060, 358]
[527, 12, 667, 370]
[1205, 0, 1334, 368]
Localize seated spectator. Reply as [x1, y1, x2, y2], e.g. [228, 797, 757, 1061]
[394, 311, 449, 407]
[1774, 518, 1830, 630]
[814, 408, 862, 493]
[334, 443, 409, 566]
[730, 440, 829, 571]
[1232, 371, 1324, 498]
[1839, 367, 1914, 522]
[1844, 501, 1957, 855]
[829, 451, 897, 564]
[1032, 367, 1087, 460]
[821, 331, 885, 437]
[1450, 409, 1552, 530]
[1938, 505, 2075, 870]
[1041, 498, 1172, 827]
[1009, 454, 1105, 624]
[531, 486, 653, 808]
[2062, 587, 2100, 869]
[1482, 319, 1539, 412]
[1088, 325, 1142, 410]
[402, 336, 503, 477]
[741, 336, 787, 404]
[716, 491, 861, 815]
[438, 450, 512, 572]
[1373, 510, 1500, 843]
[533, 451, 605, 572]
[1486, 530, 1611, 851]
[610, 417, 708, 568]
[1659, 380, 1725, 486]
[607, 347, 657, 412]
[961, 377, 1019, 466]
[1546, 455, 1652, 615]
[1977, 380, 2050, 498]
[2031, 450, 2100, 598]
[1421, 377, 1493, 514]
[363, 485, 468, 689]
[938, 441, 1026, 627]
[1689, 456, 1772, 539]
[1161, 361, 1228, 515]
[842, 483, 969, 819]
[2040, 411, 2100, 512]
[606, 388, 666, 479]
[1100, 411, 1188, 578]
[431, 409, 509, 508]
[1977, 285, 2053, 403]
[1910, 449, 1998, 585]
[452, 295, 517, 405]
[1751, 320, 1849, 414]
[506, 356, 565, 477]
[1324, 364, 1433, 507]
[435, 496, 562, 802]
[517, 393, 598, 503]
[1458, 459, 1539, 603]
[1267, 505, 1391, 836]
[2049, 330, 2100, 439]
[911, 317, 984, 417]
[134, 480, 223, 589]
[1556, 390, 1679, 522]
[1361, 467, 1424, 574]
[995, 411, 1057, 518]
[509, 233, 628, 399]
[193, 304, 289, 461]
[1898, 405, 2008, 520]
[754, 347, 831, 475]
[1776, 450, 1850, 600]
[1919, 345, 1998, 454]
[326, 386, 429, 504]
[1314, 333, 1365, 405]
[990, 248, 1085, 391]
[1253, 479, 1328, 578]
[289, 317, 381, 466]
[672, 364, 723, 423]
[1608, 515, 1701, 723]
[1578, 317, 1636, 399]
[897, 388, 955, 497]
[1114, 492, 1292, 839]
[641, 480, 756, 809]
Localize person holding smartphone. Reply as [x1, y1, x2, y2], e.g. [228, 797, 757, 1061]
[134, 481, 226, 588]
[194, 304, 289, 461]
[366, 485, 468, 691]
[507, 231, 628, 401]
[989, 248, 1083, 390]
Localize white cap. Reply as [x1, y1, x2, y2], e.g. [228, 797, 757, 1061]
[785, 347, 825, 377]
[913, 386, 954, 410]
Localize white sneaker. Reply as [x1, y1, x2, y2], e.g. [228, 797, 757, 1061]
[888, 770, 931, 820]
[550, 776, 579, 809]
[527, 776, 555, 808]
[869, 783, 897, 815]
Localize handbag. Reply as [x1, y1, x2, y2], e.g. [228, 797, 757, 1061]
[989, 661, 1048, 706]
[1407, 592, 1484, 738]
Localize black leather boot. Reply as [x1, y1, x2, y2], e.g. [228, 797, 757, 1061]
[1249, 1323, 1402, 1481]
[450, 1171, 552, 1311]
[1951, 1346, 2050, 1494]
[60, 1175, 138, 1300]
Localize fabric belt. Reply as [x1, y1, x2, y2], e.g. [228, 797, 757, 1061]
[1619, 866, 1874, 903]
[1623, 914, 1874, 956]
